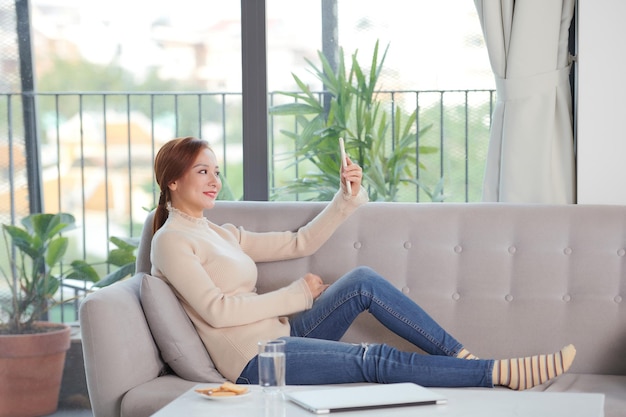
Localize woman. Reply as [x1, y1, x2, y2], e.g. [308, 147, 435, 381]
[151, 136, 576, 390]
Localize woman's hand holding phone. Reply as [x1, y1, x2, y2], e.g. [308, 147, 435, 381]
[339, 137, 352, 195]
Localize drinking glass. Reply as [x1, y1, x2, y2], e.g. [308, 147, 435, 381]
[258, 339, 286, 393]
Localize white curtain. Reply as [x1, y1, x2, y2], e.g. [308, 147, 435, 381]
[474, 0, 576, 203]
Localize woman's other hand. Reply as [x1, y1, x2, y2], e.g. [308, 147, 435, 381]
[342, 156, 362, 197]
[304, 273, 329, 299]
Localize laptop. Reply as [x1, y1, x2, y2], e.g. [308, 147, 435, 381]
[286, 383, 447, 414]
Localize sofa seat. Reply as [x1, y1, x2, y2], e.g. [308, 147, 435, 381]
[533, 373, 626, 417]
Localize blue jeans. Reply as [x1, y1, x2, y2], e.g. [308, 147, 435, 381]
[237, 266, 494, 387]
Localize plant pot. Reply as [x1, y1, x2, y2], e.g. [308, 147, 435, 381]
[0, 322, 71, 417]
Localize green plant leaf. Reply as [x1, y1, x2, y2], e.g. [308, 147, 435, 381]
[46, 236, 69, 268]
[3, 225, 37, 259]
[107, 248, 136, 267]
[66, 259, 100, 282]
[110, 236, 139, 251]
[270, 102, 321, 116]
[46, 276, 60, 295]
[92, 263, 135, 288]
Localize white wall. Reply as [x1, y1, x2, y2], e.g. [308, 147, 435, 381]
[577, 0, 626, 204]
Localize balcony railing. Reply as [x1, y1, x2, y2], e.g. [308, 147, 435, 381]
[1, 89, 495, 323]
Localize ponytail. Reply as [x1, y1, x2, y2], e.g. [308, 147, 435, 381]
[152, 190, 169, 235]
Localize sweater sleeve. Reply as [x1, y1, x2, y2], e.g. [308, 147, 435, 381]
[224, 186, 369, 262]
[151, 230, 314, 328]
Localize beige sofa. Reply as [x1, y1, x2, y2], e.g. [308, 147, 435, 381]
[80, 202, 626, 417]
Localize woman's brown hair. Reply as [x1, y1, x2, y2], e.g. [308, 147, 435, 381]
[152, 137, 211, 235]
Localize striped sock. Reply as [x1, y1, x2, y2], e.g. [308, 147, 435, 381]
[493, 344, 576, 390]
[456, 348, 479, 360]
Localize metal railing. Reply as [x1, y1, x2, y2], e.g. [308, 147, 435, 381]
[0, 89, 495, 323]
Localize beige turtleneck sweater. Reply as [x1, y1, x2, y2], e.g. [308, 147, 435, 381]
[150, 188, 368, 381]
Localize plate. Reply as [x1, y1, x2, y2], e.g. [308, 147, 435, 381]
[195, 389, 251, 401]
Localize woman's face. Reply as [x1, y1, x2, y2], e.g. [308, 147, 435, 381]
[168, 148, 222, 217]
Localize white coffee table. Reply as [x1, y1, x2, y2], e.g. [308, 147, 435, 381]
[151, 384, 604, 417]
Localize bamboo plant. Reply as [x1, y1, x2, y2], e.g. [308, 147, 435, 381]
[269, 40, 441, 202]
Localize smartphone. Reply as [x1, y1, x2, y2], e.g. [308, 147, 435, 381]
[339, 137, 352, 195]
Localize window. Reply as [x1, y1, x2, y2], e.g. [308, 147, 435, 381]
[267, 0, 494, 202]
[2, 1, 495, 325]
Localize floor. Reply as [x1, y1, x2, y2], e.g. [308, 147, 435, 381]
[48, 409, 93, 417]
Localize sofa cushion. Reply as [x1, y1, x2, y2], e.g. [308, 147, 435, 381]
[121, 375, 197, 417]
[140, 274, 225, 383]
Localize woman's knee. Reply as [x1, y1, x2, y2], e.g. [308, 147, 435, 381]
[346, 266, 378, 280]
[341, 266, 387, 290]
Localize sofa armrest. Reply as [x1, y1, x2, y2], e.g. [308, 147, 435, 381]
[79, 273, 165, 417]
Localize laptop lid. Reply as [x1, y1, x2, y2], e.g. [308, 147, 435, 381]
[286, 383, 447, 414]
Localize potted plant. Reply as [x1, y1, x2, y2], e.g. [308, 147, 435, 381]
[0, 212, 95, 417]
[269, 40, 442, 202]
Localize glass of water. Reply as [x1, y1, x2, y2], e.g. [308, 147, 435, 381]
[258, 339, 286, 393]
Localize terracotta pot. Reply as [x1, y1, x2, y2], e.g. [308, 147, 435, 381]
[0, 322, 71, 417]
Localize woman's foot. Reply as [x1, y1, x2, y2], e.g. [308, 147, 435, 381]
[493, 344, 576, 390]
[456, 348, 479, 360]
